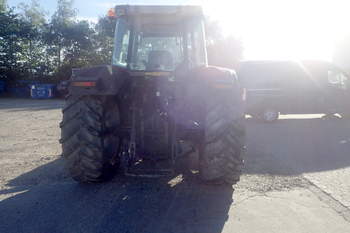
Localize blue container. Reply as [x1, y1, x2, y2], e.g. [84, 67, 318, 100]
[9, 87, 31, 97]
[31, 84, 56, 99]
[10, 80, 39, 97]
[0, 80, 5, 94]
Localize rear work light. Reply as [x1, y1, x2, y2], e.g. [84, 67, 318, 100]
[107, 8, 116, 18]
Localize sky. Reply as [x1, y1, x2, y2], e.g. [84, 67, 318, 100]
[8, 0, 350, 61]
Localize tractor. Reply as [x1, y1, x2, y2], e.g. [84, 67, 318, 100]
[60, 5, 246, 185]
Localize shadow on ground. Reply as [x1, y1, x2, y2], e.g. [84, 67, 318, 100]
[0, 157, 233, 233]
[245, 117, 350, 175]
[0, 159, 68, 195]
[1, 116, 350, 233]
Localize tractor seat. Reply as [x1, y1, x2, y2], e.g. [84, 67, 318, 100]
[147, 50, 173, 70]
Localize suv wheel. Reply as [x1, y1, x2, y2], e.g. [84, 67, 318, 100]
[261, 109, 279, 122]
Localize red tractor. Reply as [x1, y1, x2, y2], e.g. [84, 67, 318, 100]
[60, 5, 246, 185]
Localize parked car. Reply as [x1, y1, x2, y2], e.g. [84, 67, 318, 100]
[238, 60, 350, 122]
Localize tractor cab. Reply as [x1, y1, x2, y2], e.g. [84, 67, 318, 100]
[111, 5, 207, 74]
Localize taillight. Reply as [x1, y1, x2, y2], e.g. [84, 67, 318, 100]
[71, 82, 96, 87]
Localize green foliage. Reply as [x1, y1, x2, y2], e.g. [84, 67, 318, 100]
[18, 0, 48, 80]
[0, 8, 33, 81]
[45, 0, 76, 78]
[92, 16, 117, 65]
[18, 0, 46, 27]
[207, 36, 243, 69]
[0, 0, 6, 12]
[205, 18, 243, 69]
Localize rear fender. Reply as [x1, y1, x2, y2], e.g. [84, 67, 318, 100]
[187, 66, 244, 106]
[175, 66, 245, 126]
[68, 65, 128, 96]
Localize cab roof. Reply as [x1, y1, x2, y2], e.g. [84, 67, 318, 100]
[114, 5, 203, 17]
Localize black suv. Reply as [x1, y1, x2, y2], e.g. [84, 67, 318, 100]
[238, 60, 350, 122]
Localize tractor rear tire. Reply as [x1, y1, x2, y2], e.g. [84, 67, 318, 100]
[199, 91, 245, 186]
[60, 95, 120, 183]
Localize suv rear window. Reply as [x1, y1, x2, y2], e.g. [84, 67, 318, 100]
[238, 61, 310, 89]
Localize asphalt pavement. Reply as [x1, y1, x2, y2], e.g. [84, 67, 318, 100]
[0, 99, 350, 233]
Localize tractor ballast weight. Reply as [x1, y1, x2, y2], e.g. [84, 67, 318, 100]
[60, 5, 246, 185]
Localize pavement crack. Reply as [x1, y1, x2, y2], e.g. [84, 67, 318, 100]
[305, 178, 350, 222]
[233, 193, 269, 206]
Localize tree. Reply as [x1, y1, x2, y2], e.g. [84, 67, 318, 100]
[18, 0, 47, 79]
[45, 0, 76, 72]
[54, 20, 95, 80]
[91, 16, 116, 65]
[0, 8, 32, 81]
[205, 18, 243, 69]
[1, 0, 100, 83]
[206, 36, 243, 69]
[205, 18, 224, 45]
[18, 0, 46, 26]
[0, 0, 6, 12]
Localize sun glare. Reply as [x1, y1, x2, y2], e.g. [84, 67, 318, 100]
[201, 0, 350, 61]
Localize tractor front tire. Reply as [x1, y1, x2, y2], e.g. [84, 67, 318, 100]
[199, 91, 245, 186]
[60, 95, 120, 183]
